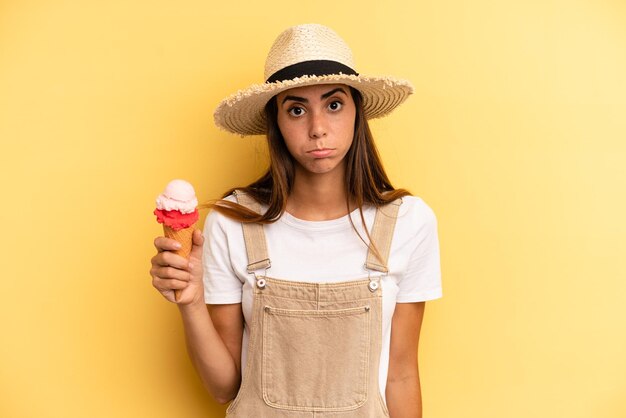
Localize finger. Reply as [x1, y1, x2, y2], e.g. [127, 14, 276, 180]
[154, 236, 183, 253]
[151, 265, 192, 282]
[162, 290, 177, 303]
[152, 277, 189, 304]
[152, 275, 190, 291]
[189, 229, 204, 261]
[152, 251, 191, 270]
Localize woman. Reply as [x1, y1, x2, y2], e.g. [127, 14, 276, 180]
[150, 24, 442, 417]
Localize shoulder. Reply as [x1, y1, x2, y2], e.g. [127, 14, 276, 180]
[203, 192, 271, 233]
[395, 195, 437, 228]
[387, 195, 439, 249]
[202, 193, 240, 233]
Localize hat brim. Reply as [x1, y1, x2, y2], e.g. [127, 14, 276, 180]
[213, 74, 414, 136]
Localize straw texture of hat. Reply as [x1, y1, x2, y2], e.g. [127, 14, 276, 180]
[213, 24, 414, 136]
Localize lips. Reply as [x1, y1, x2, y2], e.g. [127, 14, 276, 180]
[308, 148, 334, 158]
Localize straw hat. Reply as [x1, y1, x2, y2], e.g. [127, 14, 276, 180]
[213, 23, 415, 136]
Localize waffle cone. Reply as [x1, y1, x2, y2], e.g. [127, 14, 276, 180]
[163, 224, 195, 258]
[163, 223, 196, 301]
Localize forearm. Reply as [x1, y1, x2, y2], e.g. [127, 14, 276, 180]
[386, 373, 422, 418]
[178, 302, 240, 403]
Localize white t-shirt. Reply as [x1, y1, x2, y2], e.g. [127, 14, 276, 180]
[202, 195, 442, 402]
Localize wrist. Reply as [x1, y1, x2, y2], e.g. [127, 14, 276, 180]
[178, 297, 207, 315]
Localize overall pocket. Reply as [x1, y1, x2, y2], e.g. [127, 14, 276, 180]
[261, 305, 371, 412]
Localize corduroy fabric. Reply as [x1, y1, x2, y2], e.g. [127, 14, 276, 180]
[234, 191, 272, 272]
[365, 199, 402, 273]
[226, 195, 400, 417]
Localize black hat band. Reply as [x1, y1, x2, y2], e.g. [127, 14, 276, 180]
[266, 60, 358, 83]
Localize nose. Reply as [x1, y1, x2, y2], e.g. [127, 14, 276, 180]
[308, 110, 327, 139]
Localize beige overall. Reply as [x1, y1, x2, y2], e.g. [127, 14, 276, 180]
[226, 192, 401, 418]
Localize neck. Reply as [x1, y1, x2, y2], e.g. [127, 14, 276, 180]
[287, 165, 354, 221]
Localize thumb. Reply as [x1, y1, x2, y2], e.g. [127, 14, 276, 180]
[190, 229, 204, 261]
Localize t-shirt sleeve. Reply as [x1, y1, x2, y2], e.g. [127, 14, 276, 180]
[396, 202, 443, 303]
[202, 210, 244, 304]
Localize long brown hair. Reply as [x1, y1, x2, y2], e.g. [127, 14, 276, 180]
[204, 87, 410, 224]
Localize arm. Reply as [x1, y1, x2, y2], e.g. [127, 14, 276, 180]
[179, 301, 243, 404]
[151, 230, 244, 404]
[386, 302, 426, 418]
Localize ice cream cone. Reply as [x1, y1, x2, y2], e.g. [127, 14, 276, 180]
[155, 179, 200, 303]
[163, 224, 196, 258]
[163, 223, 196, 301]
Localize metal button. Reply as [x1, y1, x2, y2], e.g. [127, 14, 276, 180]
[368, 280, 379, 292]
[256, 278, 266, 289]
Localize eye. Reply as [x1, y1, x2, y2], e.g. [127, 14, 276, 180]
[288, 106, 306, 117]
[328, 100, 343, 112]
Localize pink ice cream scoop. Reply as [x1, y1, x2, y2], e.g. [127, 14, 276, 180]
[154, 179, 199, 230]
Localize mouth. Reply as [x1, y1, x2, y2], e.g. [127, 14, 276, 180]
[307, 148, 334, 158]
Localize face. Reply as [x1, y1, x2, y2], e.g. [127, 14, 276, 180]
[275, 84, 356, 176]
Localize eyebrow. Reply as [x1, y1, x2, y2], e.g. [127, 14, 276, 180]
[281, 87, 348, 105]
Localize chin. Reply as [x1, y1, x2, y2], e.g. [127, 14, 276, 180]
[310, 164, 343, 176]
[296, 160, 337, 175]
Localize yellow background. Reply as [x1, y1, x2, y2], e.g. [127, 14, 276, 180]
[1, 0, 625, 417]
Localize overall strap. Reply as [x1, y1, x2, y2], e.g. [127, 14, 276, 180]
[365, 198, 403, 273]
[234, 191, 271, 273]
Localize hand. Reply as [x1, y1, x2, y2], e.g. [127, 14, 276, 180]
[150, 229, 205, 305]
